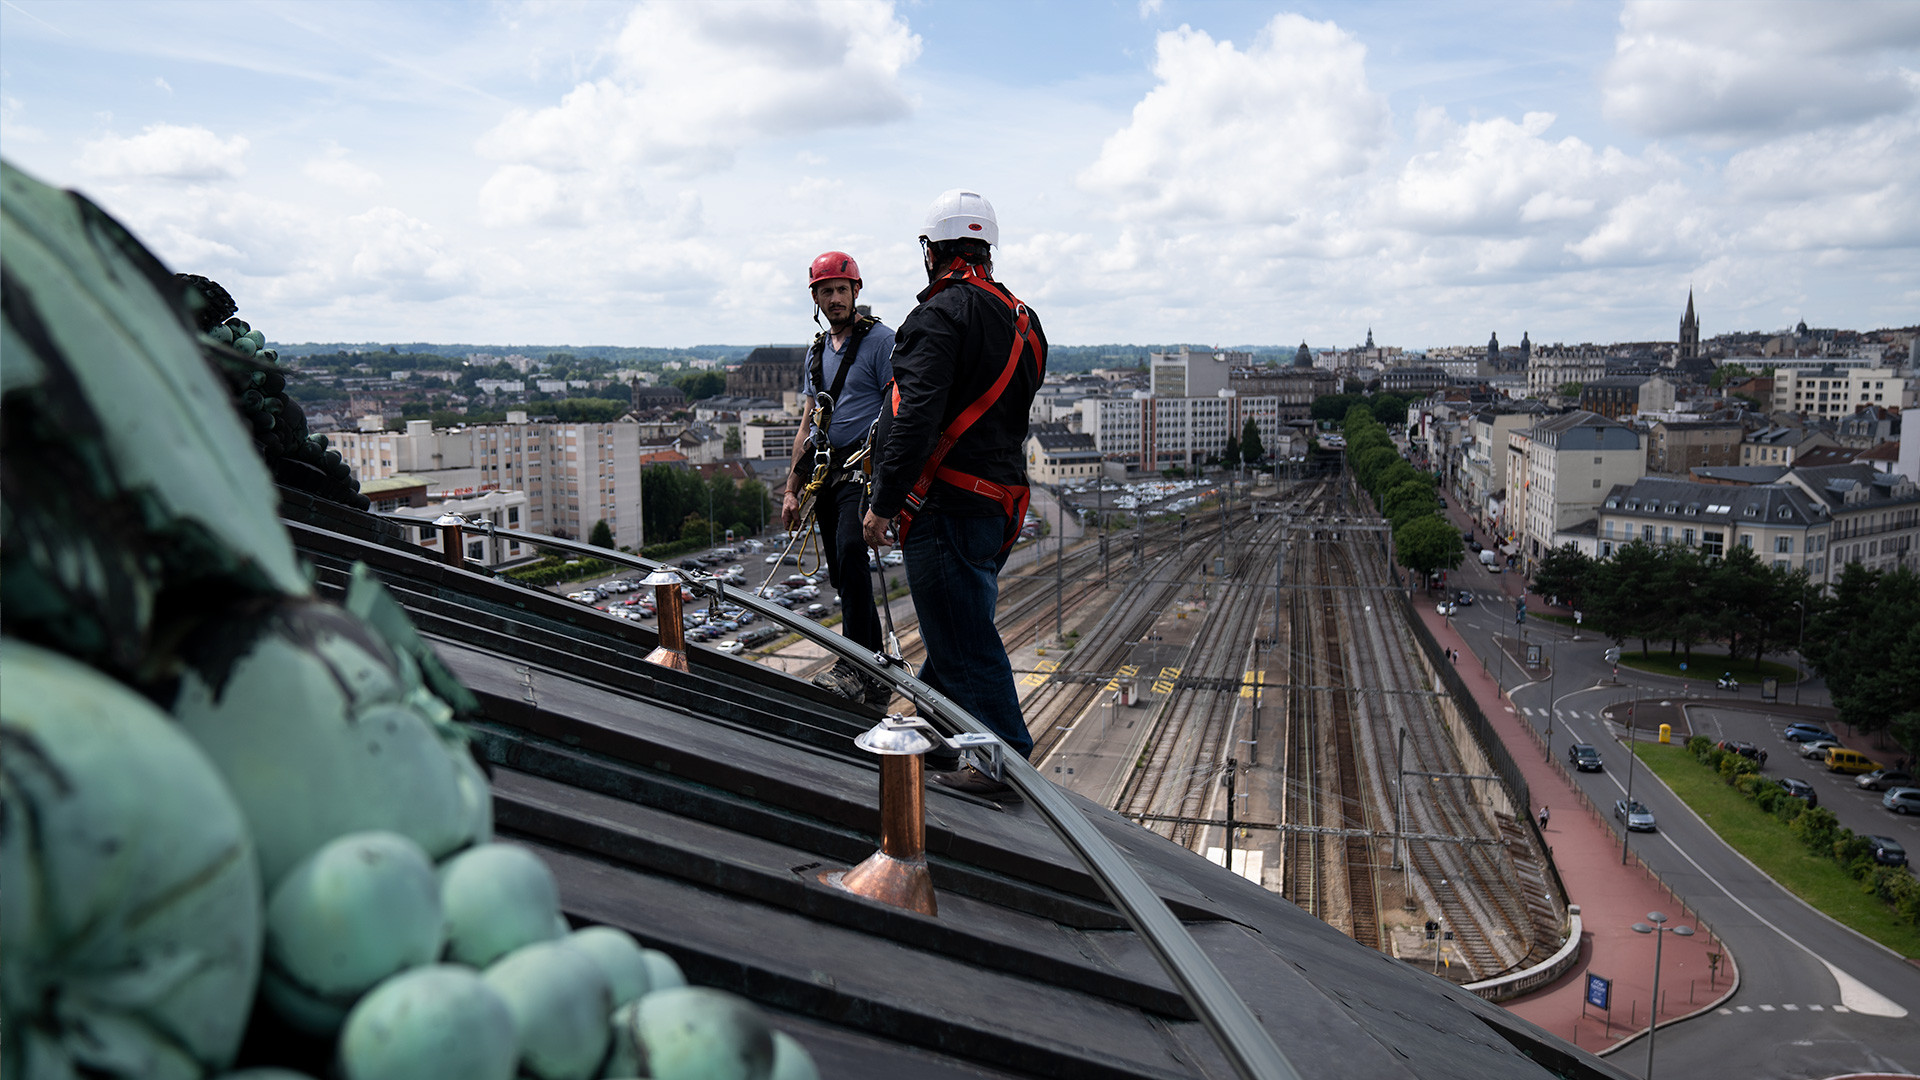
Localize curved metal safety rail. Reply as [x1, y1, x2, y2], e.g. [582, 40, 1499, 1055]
[384, 515, 1301, 1080]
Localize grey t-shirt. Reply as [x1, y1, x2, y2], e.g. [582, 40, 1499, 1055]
[803, 322, 896, 449]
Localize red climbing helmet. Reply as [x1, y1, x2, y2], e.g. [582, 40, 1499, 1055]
[807, 251, 861, 289]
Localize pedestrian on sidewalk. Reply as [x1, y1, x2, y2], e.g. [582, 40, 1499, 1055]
[1538, 805, 1550, 829]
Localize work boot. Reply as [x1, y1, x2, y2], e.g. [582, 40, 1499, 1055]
[859, 669, 893, 708]
[929, 765, 1021, 802]
[811, 660, 867, 703]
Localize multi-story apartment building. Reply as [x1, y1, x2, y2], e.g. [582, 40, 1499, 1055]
[1647, 420, 1744, 474]
[1077, 348, 1288, 470]
[1771, 365, 1905, 418]
[1025, 426, 1104, 484]
[333, 416, 643, 544]
[1508, 411, 1644, 574]
[1579, 375, 1675, 420]
[1594, 477, 1827, 571]
[1786, 465, 1920, 582]
[389, 488, 533, 567]
[1741, 424, 1838, 467]
[1527, 345, 1607, 396]
[1457, 405, 1545, 529]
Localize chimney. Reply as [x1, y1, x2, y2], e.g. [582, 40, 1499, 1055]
[823, 715, 939, 916]
[641, 567, 689, 671]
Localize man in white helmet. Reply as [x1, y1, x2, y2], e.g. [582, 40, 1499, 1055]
[864, 190, 1048, 797]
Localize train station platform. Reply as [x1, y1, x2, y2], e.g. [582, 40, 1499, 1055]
[1414, 600, 1737, 1056]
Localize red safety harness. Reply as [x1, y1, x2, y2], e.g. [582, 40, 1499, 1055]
[891, 261, 1045, 554]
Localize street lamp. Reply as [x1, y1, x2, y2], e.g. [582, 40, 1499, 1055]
[1630, 911, 1695, 1080]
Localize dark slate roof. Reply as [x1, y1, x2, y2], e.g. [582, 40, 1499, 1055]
[1788, 464, 1920, 511]
[1602, 476, 1824, 526]
[1034, 429, 1099, 453]
[1690, 465, 1790, 484]
[276, 492, 1630, 1080]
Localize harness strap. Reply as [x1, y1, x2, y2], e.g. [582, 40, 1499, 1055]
[893, 262, 1043, 549]
[793, 314, 878, 485]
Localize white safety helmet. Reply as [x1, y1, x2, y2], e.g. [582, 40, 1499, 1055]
[920, 189, 998, 248]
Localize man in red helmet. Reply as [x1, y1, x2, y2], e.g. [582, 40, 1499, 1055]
[783, 251, 895, 706]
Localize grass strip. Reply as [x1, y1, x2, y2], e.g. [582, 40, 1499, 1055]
[1617, 650, 1801, 683]
[1633, 743, 1920, 957]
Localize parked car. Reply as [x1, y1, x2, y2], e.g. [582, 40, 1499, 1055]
[1825, 747, 1880, 774]
[717, 640, 745, 655]
[1866, 835, 1908, 867]
[1776, 777, 1818, 806]
[1883, 788, 1920, 815]
[1568, 744, 1604, 772]
[1468, 540, 1483, 553]
[1801, 739, 1842, 759]
[1717, 740, 1763, 762]
[882, 551, 904, 566]
[1455, 591, 1474, 606]
[1614, 799, 1656, 831]
[1858, 769, 1915, 792]
[1436, 601, 1458, 616]
[804, 603, 830, 618]
[1783, 723, 1838, 743]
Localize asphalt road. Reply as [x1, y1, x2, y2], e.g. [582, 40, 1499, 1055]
[1435, 554, 1920, 1079]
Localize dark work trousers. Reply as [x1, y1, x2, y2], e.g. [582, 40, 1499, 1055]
[903, 509, 1032, 758]
[814, 477, 884, 655]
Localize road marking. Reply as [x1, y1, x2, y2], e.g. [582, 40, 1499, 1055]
[1615, 775, 1912, 1018]
[1737, 1005, 1752, 1012]
[1759, 1004, 1776, 1011]
[1809, 1004, 1822, 1010]
[1782, 1003, 1798, 1011]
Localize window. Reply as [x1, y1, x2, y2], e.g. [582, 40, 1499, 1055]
[1683, 528, 1696, 546]
[1605, 521, 1615, 539]
[1775, 536, 1793, 554]
[467, 541, 485, 561]
[1594, 456, 1603, 464]
[1702, 531, 1724, 557]
[1593, 478, 1602, 488]
[1601, 541, 1613, 558]
[1740, 534, 1753, 549]
[1643, 525, 1655, 542]
[1662, 526, 1672, 543]
[508, 507, 520, 526]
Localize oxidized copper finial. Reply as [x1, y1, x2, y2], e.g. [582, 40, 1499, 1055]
[642, 567, 689, 672]
[822, 715, 938, 916]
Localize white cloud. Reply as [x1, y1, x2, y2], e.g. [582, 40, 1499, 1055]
[1081, 14, 1387, 223]
[1386, 111, 1643, 235]
[1603, 0, 1920, 140]
[75, 123, 248, 181]
[1138, 0, 1164, 17]
[304, 145, 383, 193]
[475, 0, 920, 225]
[1, 94, 44, 144]
[154, 77, 173, 94]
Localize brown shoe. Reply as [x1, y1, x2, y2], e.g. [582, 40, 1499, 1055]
[929, 765, 1021, 801]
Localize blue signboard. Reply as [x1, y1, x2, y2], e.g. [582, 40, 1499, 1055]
[1586, 973, 1611, 1010]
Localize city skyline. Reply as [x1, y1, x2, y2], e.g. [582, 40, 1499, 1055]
[2, 1, 1916, 347]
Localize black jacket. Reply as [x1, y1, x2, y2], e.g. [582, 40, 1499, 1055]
[870, 271, 1046, 519]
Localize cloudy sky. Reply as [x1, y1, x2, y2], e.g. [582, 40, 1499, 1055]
[3, 0, 1916, 349]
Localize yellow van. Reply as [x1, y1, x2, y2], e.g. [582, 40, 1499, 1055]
[1825, 747, 1880, 774]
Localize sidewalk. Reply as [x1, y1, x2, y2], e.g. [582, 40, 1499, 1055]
[1414, 599, 1737, 1055]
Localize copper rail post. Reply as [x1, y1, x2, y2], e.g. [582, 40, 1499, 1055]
[824, 716, 938, 916]
[433, 513, 465, 568]
[642, 567, 689, 671]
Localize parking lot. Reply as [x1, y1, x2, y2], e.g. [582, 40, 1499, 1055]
[552, 532, 855, 652]
[1686, 705, 1920, 861]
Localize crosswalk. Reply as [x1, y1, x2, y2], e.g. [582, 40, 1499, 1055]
[1519, 708, 1608, 720]
[1717, 1004, 1850, 1014]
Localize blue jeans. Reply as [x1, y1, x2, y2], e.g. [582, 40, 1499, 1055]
[904, 510, 1032, 758]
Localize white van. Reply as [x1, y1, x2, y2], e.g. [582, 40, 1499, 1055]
[1479, 549, 1501, 572]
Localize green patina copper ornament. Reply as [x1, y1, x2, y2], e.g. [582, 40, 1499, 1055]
[1, 638, 262, 1080]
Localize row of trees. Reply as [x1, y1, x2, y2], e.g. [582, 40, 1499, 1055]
[1312, 392, 1410, 425]
[1529, 541, 1808, 668]
[1340, 405, 1463, 580]
[1530, 543, 1919, 751]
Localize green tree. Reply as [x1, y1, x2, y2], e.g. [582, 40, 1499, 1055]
[1369, 393, 1408, 425]
[1530, 543, 1594, 611]
[1557, 382, 1584, 398]
[1222, 435, 1242, 469]
[1709, 362, 1752, 390]
[673, 371, 727, 401]
[1240, 416, 1265, 464]
[1382, 479, 1437, 528]
[1395, 514, 1464, 582]
[588, 519, 615, 548]
[1654, 545, 1715, 663]
[724, 426, 742, 454]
